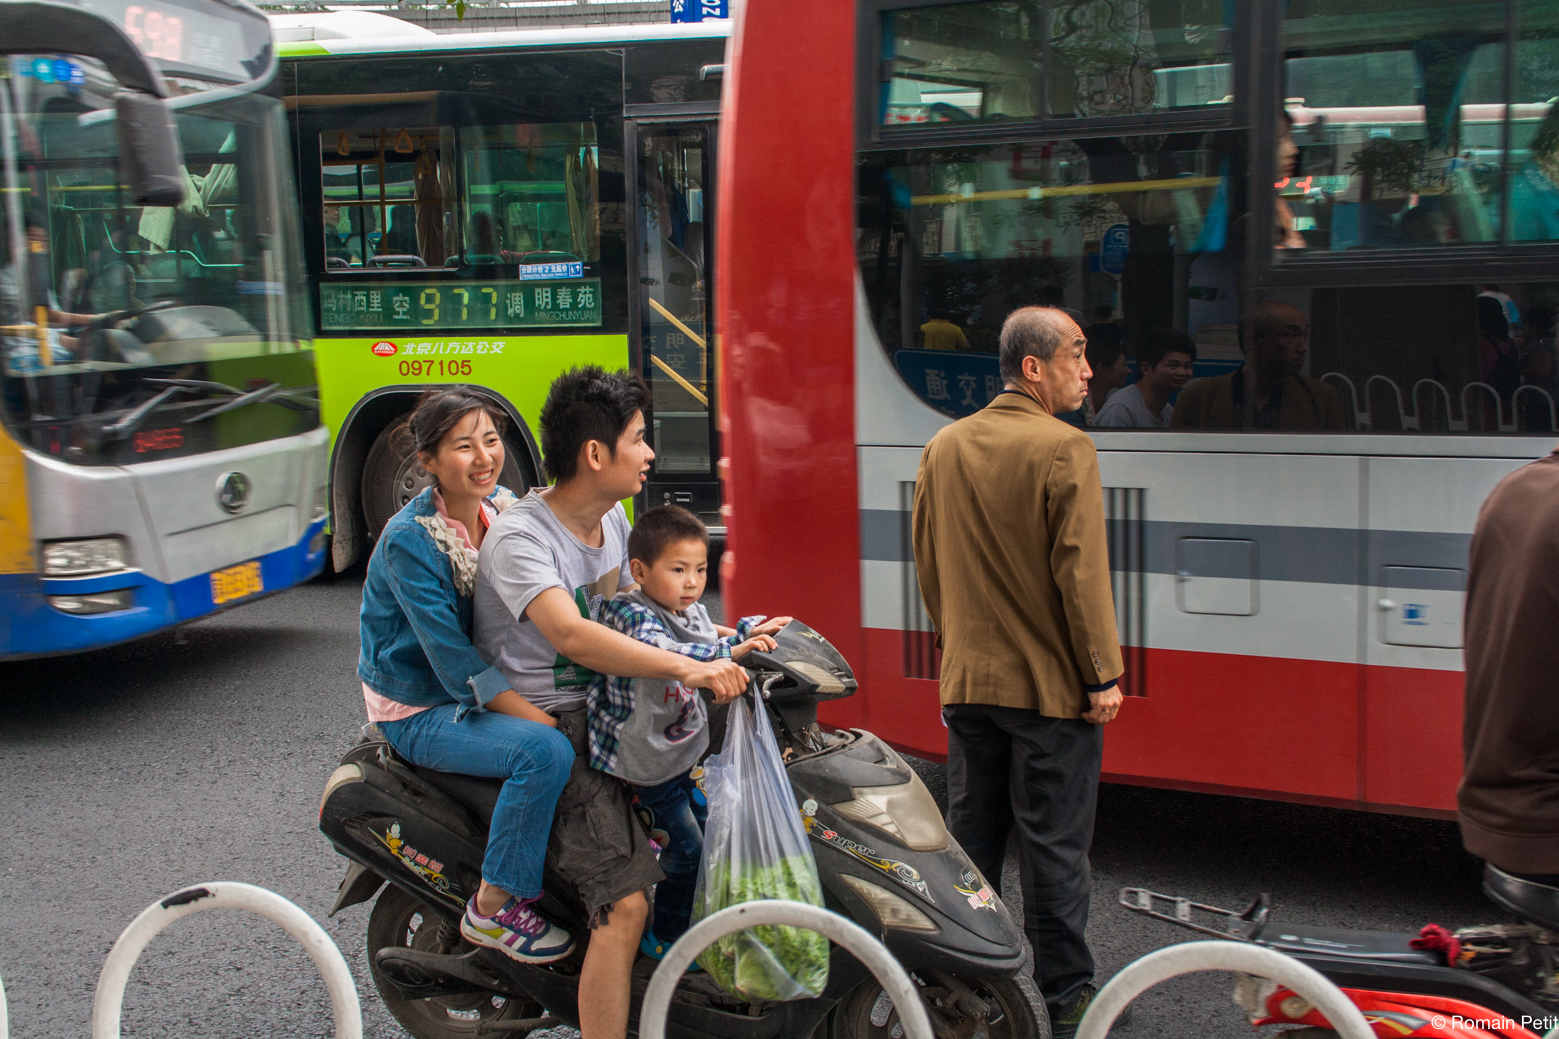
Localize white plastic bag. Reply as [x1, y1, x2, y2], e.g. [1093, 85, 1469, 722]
[691, 695, 829, 1000]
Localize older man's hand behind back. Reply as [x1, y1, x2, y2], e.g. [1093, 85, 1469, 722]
[1082, 686, 1123, 724]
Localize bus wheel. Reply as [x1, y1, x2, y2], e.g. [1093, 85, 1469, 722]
[361, 416, 529, 541]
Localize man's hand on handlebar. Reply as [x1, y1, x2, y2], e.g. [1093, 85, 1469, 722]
[682, 658, 748, 704]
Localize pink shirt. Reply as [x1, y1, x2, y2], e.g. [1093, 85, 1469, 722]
[362, 490, 499, 724]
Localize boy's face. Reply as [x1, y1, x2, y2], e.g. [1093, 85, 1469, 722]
[631, 538, 708, 612]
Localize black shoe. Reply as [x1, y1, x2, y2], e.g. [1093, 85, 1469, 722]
[1048, 984, 1132, 1038]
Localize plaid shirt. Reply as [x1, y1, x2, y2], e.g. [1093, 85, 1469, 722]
[586, 597, 760, 775]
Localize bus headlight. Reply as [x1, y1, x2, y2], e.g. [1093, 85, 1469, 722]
[48, 589, 133, 614]
[42, 537, 129, 576]
[839, 874, 938, 932]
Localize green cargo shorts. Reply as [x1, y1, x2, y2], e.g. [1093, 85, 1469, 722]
[549, 708, 664, 927]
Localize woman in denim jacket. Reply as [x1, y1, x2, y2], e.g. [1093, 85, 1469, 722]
[358, 387, 576, 963]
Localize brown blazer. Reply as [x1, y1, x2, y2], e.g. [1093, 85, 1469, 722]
[1460, 449, 1559, 873]
[912, 391, 1123, 719]
[1169, 371, 1346, 430]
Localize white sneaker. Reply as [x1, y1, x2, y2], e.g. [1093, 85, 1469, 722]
[460, 894, 575, 963]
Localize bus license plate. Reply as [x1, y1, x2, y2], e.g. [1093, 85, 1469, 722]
[211, 561, 264, 605]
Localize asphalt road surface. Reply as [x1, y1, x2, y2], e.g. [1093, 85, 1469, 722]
[0, 574, 1491, 1038]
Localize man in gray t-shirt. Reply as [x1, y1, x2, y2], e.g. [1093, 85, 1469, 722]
[471, 366, 744, 1039]
[475, 493, 633, 714]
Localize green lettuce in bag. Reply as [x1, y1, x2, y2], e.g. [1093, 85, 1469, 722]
[690, 697, 829, 1001]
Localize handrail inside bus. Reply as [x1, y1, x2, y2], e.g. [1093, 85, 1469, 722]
[911, 175, 1222, 207]
[645, 297, 708, 407]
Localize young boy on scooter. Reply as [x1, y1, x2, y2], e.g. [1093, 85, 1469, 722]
[586, 505, 791, 958]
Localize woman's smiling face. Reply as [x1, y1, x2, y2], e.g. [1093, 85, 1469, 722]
[421, 407, 504, 505]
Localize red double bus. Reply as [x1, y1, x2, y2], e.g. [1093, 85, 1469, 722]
[719, 0, 1559, 815]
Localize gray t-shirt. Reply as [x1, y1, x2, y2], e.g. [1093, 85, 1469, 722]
[474, 489, 633, 714]
[1093, 383, 1173, 429]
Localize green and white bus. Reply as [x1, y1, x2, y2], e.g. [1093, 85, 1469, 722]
[274, 14, 727, 569]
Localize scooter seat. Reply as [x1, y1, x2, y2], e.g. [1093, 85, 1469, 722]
[355, 724, 505, 824]
[407, 765, 503, 825]
[1484, 864, 1559, 931]
[1259, 924, 1440, 965]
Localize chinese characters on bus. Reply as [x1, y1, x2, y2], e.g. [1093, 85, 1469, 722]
[319, 279, 603, 331]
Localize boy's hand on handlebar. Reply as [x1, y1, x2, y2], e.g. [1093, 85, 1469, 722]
[731, 634, 777, 660]
[683, 658, 748, 704]
[751, 616, 793, 638]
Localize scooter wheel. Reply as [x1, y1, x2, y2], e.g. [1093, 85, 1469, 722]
[366, 885, 546, 1038]
[830, 973, 1051, 1039]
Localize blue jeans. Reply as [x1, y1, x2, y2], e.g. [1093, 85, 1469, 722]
[634, 772, 707, 942]
[379, 705, 573, 901]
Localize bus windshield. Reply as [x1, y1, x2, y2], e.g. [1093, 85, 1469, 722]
[0, 56, 315, 465]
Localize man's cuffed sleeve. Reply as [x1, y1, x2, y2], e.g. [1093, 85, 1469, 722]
[382, 529, 510, 714]
[1046, 435, 1125, 688]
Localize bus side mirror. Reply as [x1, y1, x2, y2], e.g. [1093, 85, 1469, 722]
[115, 91, 185, 207]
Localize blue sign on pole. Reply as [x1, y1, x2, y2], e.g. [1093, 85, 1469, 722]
[1100, 223, 1130, 276]
[671, 0, 727, 21]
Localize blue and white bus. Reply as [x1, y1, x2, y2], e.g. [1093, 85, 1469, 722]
[0, 0, 326, 658]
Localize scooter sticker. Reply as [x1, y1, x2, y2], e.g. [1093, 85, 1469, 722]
[800, 800, 934, 903]
[376, 822, 456, 899]
[953, 869, 997, 912]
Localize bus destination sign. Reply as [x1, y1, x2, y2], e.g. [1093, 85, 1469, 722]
[320, 279, 603, 331]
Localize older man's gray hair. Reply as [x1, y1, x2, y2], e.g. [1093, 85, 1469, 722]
[998, 306, 1070, 384]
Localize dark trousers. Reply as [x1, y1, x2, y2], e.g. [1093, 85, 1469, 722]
[633, 772, 707, 942]
[944, 703, 1103, 1008]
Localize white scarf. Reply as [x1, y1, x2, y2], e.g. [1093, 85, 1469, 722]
[416, 488, 519, 596]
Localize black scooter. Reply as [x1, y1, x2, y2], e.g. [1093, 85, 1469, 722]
[1121, 867, 1559, 1034]
[318, 621, 1048, 1039]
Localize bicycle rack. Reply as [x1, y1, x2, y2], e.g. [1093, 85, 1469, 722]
[1075, 940, 1373, 1039]
[639, 899, 934, 1039]
[92, 881, 362, 1039]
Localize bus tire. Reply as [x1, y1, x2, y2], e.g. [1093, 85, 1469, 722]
[360, 416, 530, 542]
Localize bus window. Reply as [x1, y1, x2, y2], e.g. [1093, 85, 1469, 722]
[879, 2, 1042, 124]
[858, 134, 1234, 417]
[1047, 0, 1233, 117]
[624, 39, 725, 105]
[461, 123, 601, 266]
[293, 51, 625, 336]
[876, 0, 1233, 127]
[1510, 2, 1559, 242]
[312, 122, 606, 331]
[1278, 0, 1507, 253]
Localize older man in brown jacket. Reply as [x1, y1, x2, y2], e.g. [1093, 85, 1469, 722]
[913, 305, 1124, 1036]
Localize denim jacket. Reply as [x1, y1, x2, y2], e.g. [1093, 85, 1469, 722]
[358, 485, 516, 718]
